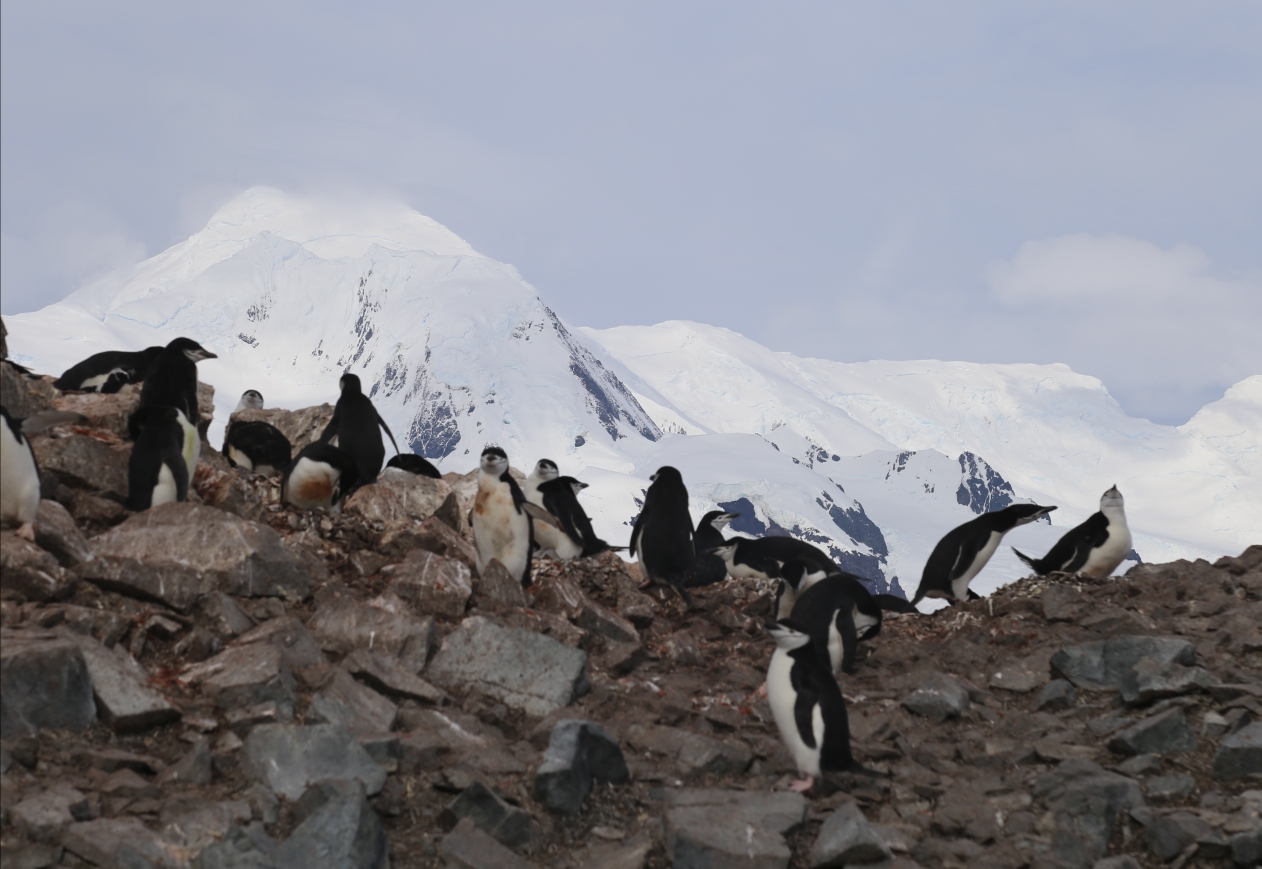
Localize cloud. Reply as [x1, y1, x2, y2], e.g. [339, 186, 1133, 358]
[986, 233, 1244, 305]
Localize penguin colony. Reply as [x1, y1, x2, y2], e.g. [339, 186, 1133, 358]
[0, 326, 1141, 795]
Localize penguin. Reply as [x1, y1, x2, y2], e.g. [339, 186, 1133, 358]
[126, 407, 190, 510]
[523, 458, 559, 505]
[1, 407, 81, 538]
[282, 442, 360, 509]
[385, 453, 443, 479]
[235, 389, 265, 411]
[1013, 486, 1132, 578]
[629, 466, 696, 604]
[536, 476, 617, 558]
[54, 346, 163, 393]
[711, 536, 837, 618]
[684, 510, 739, 588]
[789, 572, 884, 675]
[765, 619, 885, 793]
[872, 594, 919, 614]
[136, 337, 216, 476]
[522, 459, 580, 559]
[471, 446, 535, 585]
[223, 421, 292, 476]
[318, 373, 399, 485]
[913, 502, 1058, 605]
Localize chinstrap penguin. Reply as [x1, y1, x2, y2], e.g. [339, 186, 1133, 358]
[1013, 486, 1132, 578]
[525, 459, 581, 560]
[630, 466, 696, 604]
[536, 475, 617, 558]
[235, 389, 266, 411]
[472, 446, 536, 585]
[789, 573, 884, 675]
[712, 536, 836, 618]
[224, 420, 292, 477]
[523, 459, 559, 505]
[685, 510, 738, 588]
[136, 337, 216, 477]
[54, 346, 163, 393]
[283, 442, 360, 509]
[127, 407, 190, 510]
[765, 619, 886, 793]
[913, 503, 1058, 605]
[2, 408, 85, 539]
[318, 373, 399, 484]
[386, 454, 443, 479]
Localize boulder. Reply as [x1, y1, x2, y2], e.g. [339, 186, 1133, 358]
[9, 784, 88, 842]
[1140, 811, 1215, 862]
[32, 499, 93, 567]
[535, 719, 630, 814]
[0, 363, 57, 418]
[810, 801, 892, 867]
[0, 532, 74, 602]
[625, 724, 753, 777]
[575, 601, 639, 644]
[1032, 758, 1144, 868]
[386, 547, 473, 620]
[61, 817, 188, 868]
[1037, 679, 1078, 712]
[426, 615, 589, 717]
[242, 722, 387, 800]
[394, 515, 480, 573]
[272, 779, 389, 869]
[62, 630, 179, 732]
[901, 672, 970, 723]
[30, 432, 131, 499]
[308, 667, 398, 736]
[52, 389, 138, 438]
[1212, 721, 1262, 780]
[85, 502, 312, 612]
[179, 643, 296, 715]
[439, 816, 534, 869]
[472, 558, 528, 611]
[341, 648, 444, 703]
[1107, 707, 1198, 756]
[232, 616, 326, 672]
[344, 467, 452, 525]
[1231, 828, 1262, 868]
[1050, 636, 1196, 693]
[229, 404, 333, 454]
[1121, 659, 1216, 705]
[439, 780, 534, 850]
[665, 788, 808, 869]
[309, 593, 435, 673]
[1143, 773, 1195, 803]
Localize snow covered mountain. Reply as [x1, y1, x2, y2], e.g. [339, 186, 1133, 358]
[7, 188, 1258, 603]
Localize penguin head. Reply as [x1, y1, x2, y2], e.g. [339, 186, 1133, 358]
[704, 510, 740, 531]
[167, 337, 217, 362]
[1100, 485, 1125, 511]
[480, 445, 510, 476]
[561, 476, 588, 495]
[766, 619, 812, 650]
[339, 373, 363, 395]
[237, 389, 265, 411]
[533, 459, 559, 481]
[649, 466, 683, 485]
[1008, 503, 1057, 526]
[710, 542, 738, 563]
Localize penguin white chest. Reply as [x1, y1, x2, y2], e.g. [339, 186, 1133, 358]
[953, 531, 1003, 599]
[1082, 518, 1132, 577]
[767, 650, 822, 777]
[1, 425, 41, 526]
[286, 458, 341, 508]
[151, 463, 180, 507]
[472, 478, 530, 579]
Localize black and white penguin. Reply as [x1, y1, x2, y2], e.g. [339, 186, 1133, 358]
[524, 459, 580, 560]
[766, 619, 885, 793]
[1013, 486, 1132, 578]
[711, 536, 836, 618]
[2, 407, 86, 537]
[471, 446, 535, 584]
[537, 476, 616, 558]
[684, 510, 739, 588]
[913, 503, 1058, 605]
[789, 573, 884, 675]
[126, 407, 190, 510]
[235, 389, 265, 411]
[282, 442, 360, 509]
[136, 337, 216, 476]
[629, 466, 696, 604]
[54, 346, 163, 393]
[318, 373, 399, 485]
[223, 421, 292, 477]
[872, 594, 919, 614]
[385, 453, 443, 479]
[523, 458, 559, 504]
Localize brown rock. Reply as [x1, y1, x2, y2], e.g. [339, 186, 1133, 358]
[30, 432, 131, 499]
[308, 667, 398, 736]
[533, 572, 588, 618]
[473, 559, 528, 611]
[309, 592, 436, 672]
[1, 362, 58, 417]
[387, 548, 473, 619]
[232, 615, 326, 671]
[32, 499, 92, 567]
[179, 642, 296, 714]
[229, 403, 333, 453]
[342, 647, 444, 703]
[52, 389, 139, 438]
[0, 531, 74, 602]
[344, 467, 453, 525]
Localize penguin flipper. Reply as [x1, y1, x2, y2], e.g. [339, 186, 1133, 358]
[376, 410, 401, 456]
[1012, 547, 1040, 573]
[522, 501, 563, 529]
[20, 410, 86, 435]
[539, 481, 585, 547]
[835, 611, 859, 674]
[317, 406, 341, 444]
[872, 594, 917, 614]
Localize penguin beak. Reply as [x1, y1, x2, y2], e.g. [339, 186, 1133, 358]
[189, 348, 217, 361]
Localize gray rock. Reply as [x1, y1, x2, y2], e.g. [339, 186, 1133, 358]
[1034, 758, 1144, 867]
[33, 499, 92, 567]
[0, 629, 95, 739]
[439, 780, 534, 850]
[810, 801, 892, 867]
[1121, 659, 1217, 705]
[1, 363, 57, 418]
[159, 799, 252, 851]
[232, 616, 326, 672]
[1202, 711, 1231, 739]
[0, 532, 74, 602]
[179, 643, 296, 715]
[273, 779, 388, 869]
[308, 668, 398, 736]
[243, 722, 386, 800]
[575, 601, 639, 644]
[473, 558, 528, 611]
[30, 432, 130, 498]
[1212, 721, 1262, 780]
[625, 723, 753, 777]
[1231, 828, 1262, 868]
[1116, 754, 1162, 776]
[85, 503, 311, 612]
[1141, 811, 1214, 862]
[309, 593, 435, 673]
[1144, 772, 1197, 803]
[9, 784, 87, 842]
[1092, 857, 1142, 869]
[666, 788, 808, 869]
[535, 719, 630, 814]
[386, 514, 480, 572]
[439, 816, 534, 869]
[342, 647, 444, 703]
[51, 389, 139, 438]
[194, 825, 279, 869]
[1, 843, 65, 869]
[1107, 707, 1198, 756]
[63, 630, 179, 732]
[196, 592, 257, 638]
[247, 784, 280, 825]
[62, 817, 188, 868]
[1050, 636, 1196, 694]
[901, 672, 970, 723]
[157, 737, 212, 786]
[387, 547, 473, 620]
[344, 467, 452, 525]
[427, 616, 589, 717]
[1038, 679, 1079, 712]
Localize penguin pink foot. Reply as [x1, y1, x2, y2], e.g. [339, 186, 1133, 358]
[16, 522, 36, 541]
[789, 775, 814, 793]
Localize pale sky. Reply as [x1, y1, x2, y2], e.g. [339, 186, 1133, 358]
[2, 2, 1259, 424]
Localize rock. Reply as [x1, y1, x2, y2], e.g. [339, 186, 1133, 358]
[157, 737, 213, 786]
[99, 767, 162, 799]
[180, 643, 296, 715]
[575, 832, 655, 869]
[1116, 754, 1163, 776]
[232, 616, 326, 672]
[32, 500, 92, 567]
[1212, 721, 1262, 780]
[85, 503, 312, 612]
[988, 666, 1043, 694]
[1050, 636, 1196, 694]
[52, 389, 138, 438]
[9, 784, 88, 842]
[159, 799, 252, 852]
[386, 547, 473, 620]
[192, 825, 278, 869]
[229, 404, 333, 453]
[0, 532, 74, 602]
[30, 432, 131, 499]
[1092, 858, 1142, 869]
[273, 779, 388, 869]
[196, 591, 258, 638]
[438, 816, 534, 869]
[1, 364, 57, 418]
[1043, 585, 1089, 623]
[811, 801, 892, 867]
[575, 601, 639, 644]
[83, 748, 164, 774]
[426, 615, 589, 717]
[665, 788, 808, 869]
[344, 467, 452, 525]
[533, 573, 588, 618]
[473, 558, 528, 611]
[534, 719, 630, 814]
[1121, 659, 1216, 705]
[1202, 711, 1231, 739]
[309, 593, 435, 673]
[1141, 811, 1215, 862]
[308, 667, 398, 736]
[395, 515, 480, 573]
[901, 672, 970, 723]
[1143, 773, 1195, 802]
[62, 817, 188, 868]
[1107, 707, 1198, 756]
[1038, 679, 1078, 712]
[625, 724, 753, 776]
[0, 843, 64, 869]
[341, 648, 444, 703]
[0, 631, 95, 738]
[242, 722, 386, 800]
[60, 630, 180, 732]
[1033, 758, 1144, 866]
[1231, 828, 1262, 868]
[439, 780, 534, 850]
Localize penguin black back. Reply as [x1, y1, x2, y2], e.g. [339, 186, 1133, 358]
[386, 453, 443, 479]
[55, 346, 163, 393]
[683, 510, 739, 587]
[319, 373, 399, 484]
[1013, 487, 1130, 578]
[126, 406, 189, 511]
[224, 420, 292, 475]
[630, 466, 695, 602]
[789, 572, 883, 674]
[914, 503, 1057, 604]
[537, 475, 614, 557]
[283, 442, 360, 509]
[137, 338, 217, 424]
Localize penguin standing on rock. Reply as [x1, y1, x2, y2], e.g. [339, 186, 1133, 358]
[789, 573, 884, 675]
[537, 476, 617, 558]
[913, 503, 1058, 605]
[136, 337, 217, 478]
[2, 407, 85, 538]
[711, 536, 836, 618]
[127, 407, 190, 510]
[524, 459, 579, 560]
[524, 459, 559, 504]
[283, 442, 360, 509]
[472, 446, 535, 584]
[224, 421, 292, 476]
[318, 373, 399, 485]
[630, 466, 696, 604]
[54, 346, 163, 393]
[1014, 486, 1132, 578]
[235, 389, 265, 411]
[766, 619, 886, 793]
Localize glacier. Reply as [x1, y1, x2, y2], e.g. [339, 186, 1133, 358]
[6, 187, 1258, 604]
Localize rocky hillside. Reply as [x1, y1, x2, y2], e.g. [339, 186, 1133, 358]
[1, 368, 1259, 869]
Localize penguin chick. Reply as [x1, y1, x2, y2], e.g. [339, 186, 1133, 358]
[224, 420, 292, 476]
[684, 510, 739, 588]
[126, 407, 189, 510]
[1014, 486, 1131, 578]
[55, 346, 163, 393]
[283, 442, 360, 510]
[472, 446, 535, 585]
[318, 373, 399, 485]
[766, 619, 886, 793]
[2, 408, 85, 538]
[914, 503, 1057, 605]
[386, 454, 443, 479]
[630, 466, 695, 605]
[537, 476, 617, 558]
[789, 572, 884, 675]
[235, 389, 265, 411]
